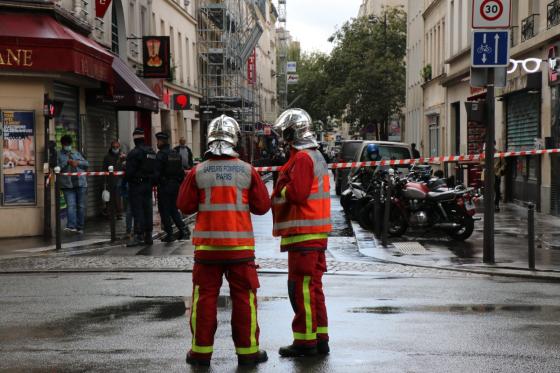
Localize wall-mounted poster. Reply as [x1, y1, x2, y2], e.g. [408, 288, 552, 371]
[2, 110, 36, 205]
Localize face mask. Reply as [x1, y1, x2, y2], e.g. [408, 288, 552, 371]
[112, 148, 120, 154]
[63, 146, 72, 152]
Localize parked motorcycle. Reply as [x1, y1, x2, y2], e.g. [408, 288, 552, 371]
[341, 174, 371, 221]
[387, 172, 477, 241]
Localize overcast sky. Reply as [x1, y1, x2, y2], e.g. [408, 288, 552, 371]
[277, 0, 363, 54]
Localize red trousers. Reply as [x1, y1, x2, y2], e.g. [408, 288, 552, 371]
[189, 261, 260, 357]
[288, 250, 329, 346]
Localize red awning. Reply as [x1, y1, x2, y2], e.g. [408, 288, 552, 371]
[0, 13, 113, 83]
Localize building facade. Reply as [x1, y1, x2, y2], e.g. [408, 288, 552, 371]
[404, 0, 424, 147]
[408, 0, 560, 215]
[0, 0, 202, 238]
[358, 0, 407, 17]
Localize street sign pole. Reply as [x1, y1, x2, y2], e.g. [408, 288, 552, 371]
[483, 69, 495, 264]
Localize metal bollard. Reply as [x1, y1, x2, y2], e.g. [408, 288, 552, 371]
[528, 202, 535, 270]
[373, 196, 382, 238]
[382, 172, 393, 248]
[54, 167, 62, 251]
[108, 166, 117, 242]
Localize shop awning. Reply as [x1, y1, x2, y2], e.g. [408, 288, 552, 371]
[112, 56, 160, 112]
[0, 13, 113, 82]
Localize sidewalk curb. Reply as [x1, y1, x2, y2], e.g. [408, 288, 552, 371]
[350, 221, 560, 282]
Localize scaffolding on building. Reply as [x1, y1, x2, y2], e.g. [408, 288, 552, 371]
[197, 0, 263, 160]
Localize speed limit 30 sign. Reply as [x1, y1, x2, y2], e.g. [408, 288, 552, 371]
[472, 0, 511, 29]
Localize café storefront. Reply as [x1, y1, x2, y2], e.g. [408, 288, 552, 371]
[0, 10, 158, 237]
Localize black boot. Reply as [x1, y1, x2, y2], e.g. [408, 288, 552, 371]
[279, 344, 317, 357]
[177, 229, 190, 241]
[126, 234, 144, 247]
[161, 234, 176, 243]
[186, 351, 211, 367]
[317, 340, 330, 355]
[144, 232, 153, 245]
[237, 350, 268, 366]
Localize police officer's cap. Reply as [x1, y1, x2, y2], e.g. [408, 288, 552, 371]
[155, 132, 169, 141]
[132, 128, 145, 140]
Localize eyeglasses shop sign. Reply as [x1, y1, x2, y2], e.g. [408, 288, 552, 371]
[287, 74, 299, 85]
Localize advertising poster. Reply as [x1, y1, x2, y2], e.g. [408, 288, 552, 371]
[388, 118, 402, 142]
[2, 110, 36, 205]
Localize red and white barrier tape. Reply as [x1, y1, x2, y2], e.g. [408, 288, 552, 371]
[59, 171, 126, 176]
[57, 148, 560, 176]
[253, 148, 560, 172]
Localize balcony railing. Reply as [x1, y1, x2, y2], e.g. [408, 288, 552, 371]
[548, 0, 560, 28]
[521, 14, 539, 42]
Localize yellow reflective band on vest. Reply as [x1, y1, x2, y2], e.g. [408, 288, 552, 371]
[316, 326, 329, 334]
[195, 245, 255, 251]
[191, 286, 214, 354]
[236, 290, 259, 355]
[281, 233, 328, 246]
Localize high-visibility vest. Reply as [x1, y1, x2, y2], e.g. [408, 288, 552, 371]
[192, 158, 255, 247]
[272, 149, 332, 237]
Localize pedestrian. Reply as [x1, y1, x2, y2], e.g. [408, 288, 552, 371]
[411, 143, 421, 159]
[57, 135, 89, 234]
[174, 136, 194, 170]
[124, 128, 157, 247]
[177, 115, 270, 367]
[494, 147, 506, 212]
[155, 131, 189, 242]
[103, 139, 126, 219]
[271, 108, 332, 357]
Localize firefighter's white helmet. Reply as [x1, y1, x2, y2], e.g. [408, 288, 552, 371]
[273, 108, 318, 150]
[207, 115, 240, 147]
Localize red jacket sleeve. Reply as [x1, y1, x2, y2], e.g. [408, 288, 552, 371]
[177, 166, 199, 214]
[285, 152, 314, 205]
[249, 167, 271, 215]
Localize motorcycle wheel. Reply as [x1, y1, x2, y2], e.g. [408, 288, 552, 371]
[340, 193, 352, 211]
[350, 197, 370, 221]
[448, 211, 475, 241]
[358, 203, 374, 230]
[387, 208, 408, 237]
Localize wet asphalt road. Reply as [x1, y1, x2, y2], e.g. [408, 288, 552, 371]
[1, 272, 559, 373]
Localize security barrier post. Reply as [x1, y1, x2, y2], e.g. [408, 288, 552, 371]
[54, 167, 62, 251]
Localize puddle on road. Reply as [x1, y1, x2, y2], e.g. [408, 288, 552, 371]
[0, 296, 287, 343]
[348, 304, 560, 314]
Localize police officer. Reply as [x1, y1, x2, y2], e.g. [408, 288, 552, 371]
[125, 128, 157, 247]
[155, 131, 189, 242]
[177, 115, 270, 367]
[271, 109, 332, 357]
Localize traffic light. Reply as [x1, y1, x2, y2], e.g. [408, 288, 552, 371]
[43, 95, 64, 119]
[172, 94, 190, 110]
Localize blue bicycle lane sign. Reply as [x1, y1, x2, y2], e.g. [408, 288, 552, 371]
[471, 29, 510, 67]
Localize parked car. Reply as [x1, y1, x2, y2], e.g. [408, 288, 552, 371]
[347, 141, 412, 183]
[334, 140, 364, 195]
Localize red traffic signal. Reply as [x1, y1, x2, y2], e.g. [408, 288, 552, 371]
[43, 96, 64, 119]
[172, 94, 190, 110]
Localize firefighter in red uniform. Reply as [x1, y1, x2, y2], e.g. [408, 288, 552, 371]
[271, 108, 332, 357]
[177, 115, 270, 367]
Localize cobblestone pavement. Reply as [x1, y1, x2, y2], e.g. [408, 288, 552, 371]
[0, 255, 484, 277]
